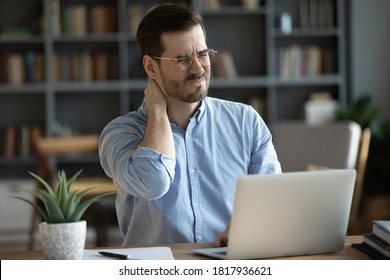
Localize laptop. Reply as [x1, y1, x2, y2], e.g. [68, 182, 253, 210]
[193, 169, 356, 259]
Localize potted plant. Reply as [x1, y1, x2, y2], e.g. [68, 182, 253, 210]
[13, 169, 114, 260]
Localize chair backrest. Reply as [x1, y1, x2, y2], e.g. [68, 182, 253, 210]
[348, 128, 371, 234]
[32, 135, 118, 194]
[32, 135, 99, 183]
[272, 121, 361, 171]
[302, 128, 371, 234]
[32, 135, 100, 185]
[272, 121, 371, 234]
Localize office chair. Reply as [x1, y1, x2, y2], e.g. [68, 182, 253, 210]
[348, 128, 371, 234]
[306, 128, 371, 234]
[272, 121, 371, 234]
[272, 121, 361, 171]
[28, 135, 117, 250]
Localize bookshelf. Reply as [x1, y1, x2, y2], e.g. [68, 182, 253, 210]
[270, 0, 346, 121]
[0, 0, 347, 178]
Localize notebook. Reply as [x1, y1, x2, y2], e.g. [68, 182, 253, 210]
[193, 169, 356, 259]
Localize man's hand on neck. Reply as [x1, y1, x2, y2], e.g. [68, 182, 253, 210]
[140, 80, 175, 158]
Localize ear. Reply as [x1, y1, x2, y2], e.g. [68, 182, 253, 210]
[143, 55, 159, 79]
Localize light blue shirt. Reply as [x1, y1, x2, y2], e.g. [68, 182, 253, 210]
[99, 97, 281, 246]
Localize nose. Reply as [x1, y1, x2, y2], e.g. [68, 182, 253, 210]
[189, 54, 204, 73]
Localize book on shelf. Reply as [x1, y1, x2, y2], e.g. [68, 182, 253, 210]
[68, 53, 77, 81]
[316, 0, 326, 27]
[93, 52, 108, 81]
[20, 125, 30, 158]
[316, 0, 334, 27]
[320, 47, 333, 74]
[52, 53, 60, 82]
[323, 0, 334, 27]
[212, 50, 237, 78]
[307, 46, 321, 76]
[241, 0, 260, 10]
[3, 126, 16, 159]
[50, 0, 61, 36]
[72, 4, 87, 36]
[81, 51, 93, 82]
[0, 128, 4, 156]
[0, 51, 9, 83]
[57, 3, 118, 35]
[53, 51, 118, 82]
[62, 5, 72, 35]
[372, 220, 390, 244]
[299, 0, 309, 28]
[127, 4, 144, 37]
[25, 51, 41, 83]
[62, 4, 88, 36]
[277, 45, 335, 78]
[200, 0, 220, 11]
[107, 53, 119, 80]
[363, 233, 390, 258]
[60, 52, 70, 82]
[1, 125, 43, 158]
[308, 0, 318, 27]
[33, 53, 45, 83]
[8, 53, 25, 85]
[0, 51, 44, 84]
[90, 5, 117, 34]
[300, 0, 334, 28]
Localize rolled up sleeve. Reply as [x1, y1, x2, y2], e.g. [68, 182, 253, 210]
[99, 115, 176, 201]
[118, 147, 175, 200]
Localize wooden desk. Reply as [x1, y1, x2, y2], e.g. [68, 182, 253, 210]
[0, 236, 370, 260]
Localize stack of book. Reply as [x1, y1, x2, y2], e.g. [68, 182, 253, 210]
[354, 220, 390, 259]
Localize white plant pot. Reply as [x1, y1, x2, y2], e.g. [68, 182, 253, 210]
[39, 220, 86, 260]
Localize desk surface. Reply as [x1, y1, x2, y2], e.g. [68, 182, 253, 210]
[0, 236, 369, 260]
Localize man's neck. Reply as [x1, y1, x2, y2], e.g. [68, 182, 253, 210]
[166, 98, 202, 129]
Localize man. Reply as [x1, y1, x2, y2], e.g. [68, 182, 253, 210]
[99, 4, 281, 247]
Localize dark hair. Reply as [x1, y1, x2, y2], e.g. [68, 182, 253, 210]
[136, 4, 206, 57]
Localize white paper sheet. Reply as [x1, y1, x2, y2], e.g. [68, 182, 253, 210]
[83, 247, 175, 260]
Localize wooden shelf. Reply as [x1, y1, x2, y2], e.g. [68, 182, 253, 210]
[0, 0, 347, 178]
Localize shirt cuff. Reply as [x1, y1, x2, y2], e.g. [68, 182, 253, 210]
[133, 146, 176, 181]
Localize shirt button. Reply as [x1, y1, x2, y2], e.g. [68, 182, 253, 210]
[197, 235, 203, 241]
[194, 203, 198, 207]
[190, 168, 195, 173]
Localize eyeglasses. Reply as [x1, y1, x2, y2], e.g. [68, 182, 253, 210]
[152, 48, 217, 71]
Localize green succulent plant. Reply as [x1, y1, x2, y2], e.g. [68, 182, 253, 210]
[13, 169, 114, 223]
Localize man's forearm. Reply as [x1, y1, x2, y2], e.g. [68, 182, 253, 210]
[139, 104, 175, 159]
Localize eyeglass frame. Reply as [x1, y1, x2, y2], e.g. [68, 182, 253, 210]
[152, 48, 217, 71]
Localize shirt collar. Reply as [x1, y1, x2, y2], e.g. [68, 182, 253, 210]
[139, 102, 148, 119]
[139, 99, 207, 124]
[192, 99, 206, 123]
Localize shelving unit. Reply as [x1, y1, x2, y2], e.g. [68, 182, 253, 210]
[269, 0, 346, 121]
[0, 0, 348, 178]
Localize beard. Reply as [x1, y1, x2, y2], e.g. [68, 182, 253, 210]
[161, 71, 210, 103]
